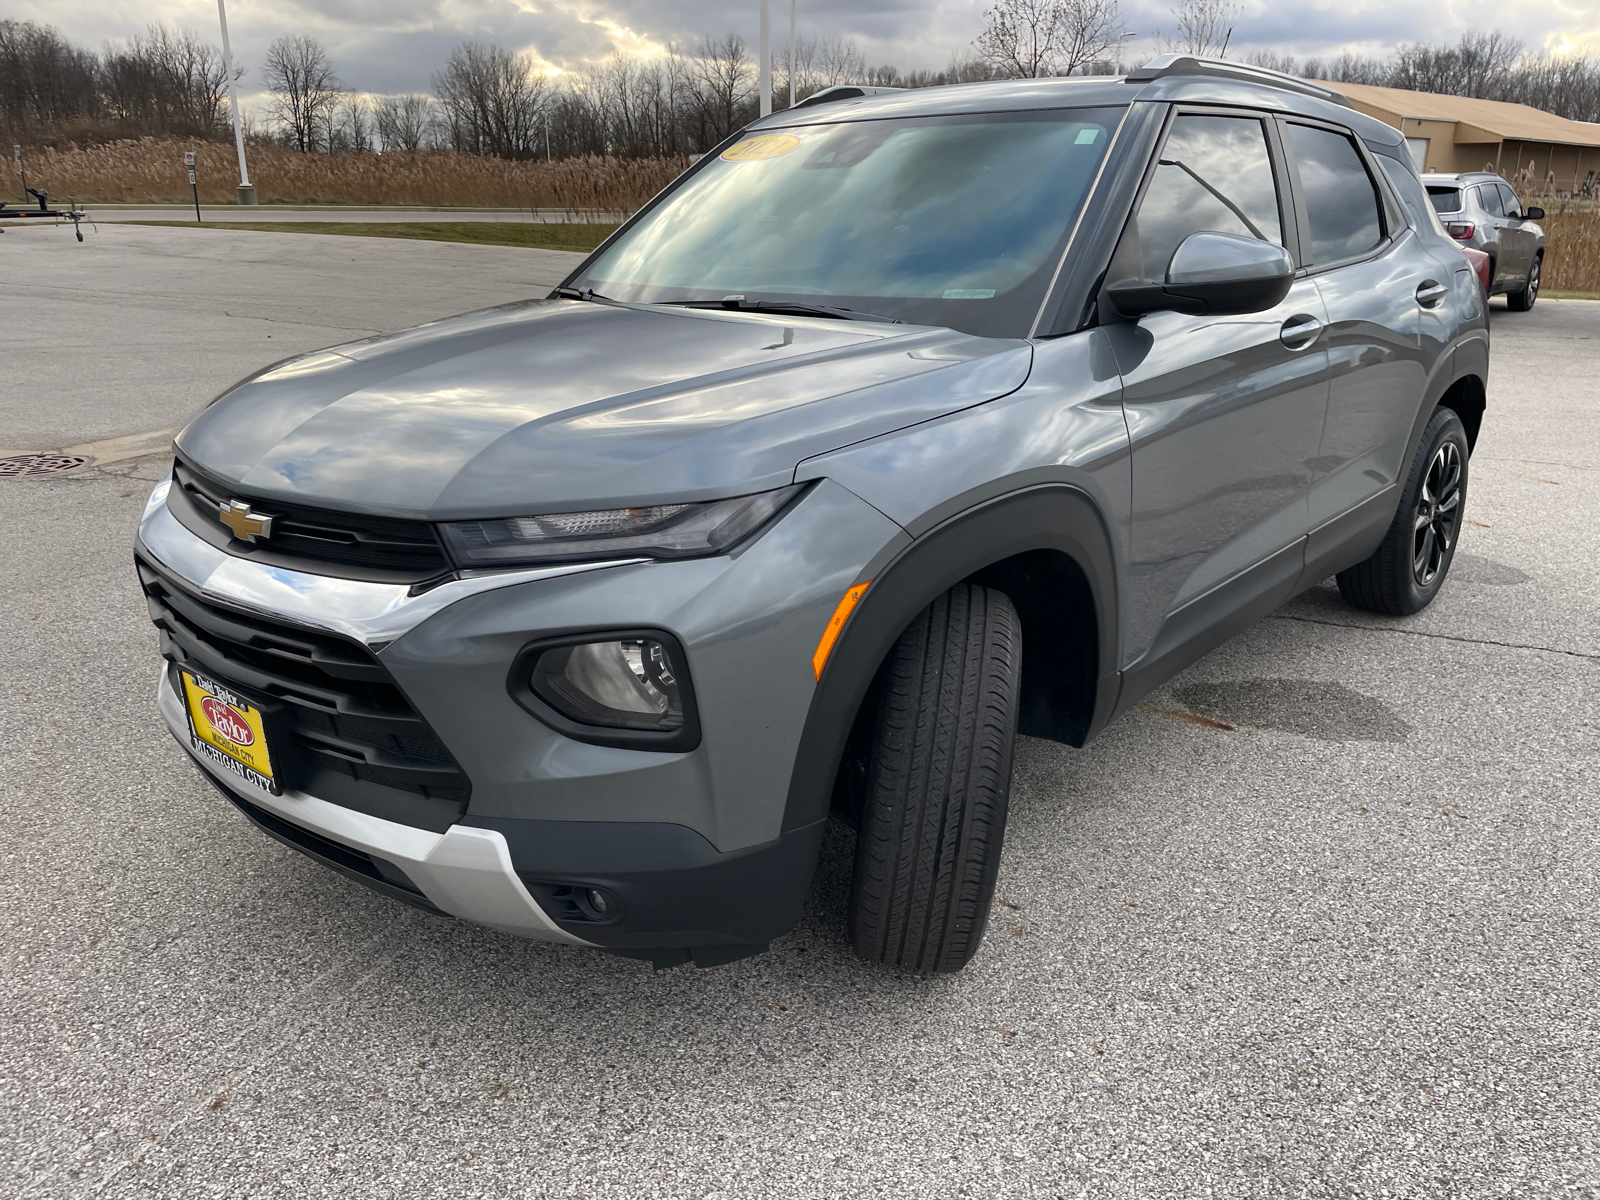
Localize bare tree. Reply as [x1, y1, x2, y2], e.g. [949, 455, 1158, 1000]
[976, 0, 1122, 78]
[99, 24, 233, 137]
[691, 34, 754, 142]
[817, 36, 866, 86]
[1, 19, 104, 138]
[1165, 0, 1239, 56]
[1056, 0, 1124, 76]
[263, 34, 341, 153]
[333, 93, 371, 153]
[374, 94, 435, 151]
[1242, 49, 1297, 75]
[433, 41, 547, 158]
[1389, 29, 1522, 96]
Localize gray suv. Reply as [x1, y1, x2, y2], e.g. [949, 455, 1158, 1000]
[1423, 171, 1546, 309]
[137, 56, 1488, 973]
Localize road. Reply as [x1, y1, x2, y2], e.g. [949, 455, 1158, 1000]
[2, 224, 1596, 1199]
[86, 205, 602, 225]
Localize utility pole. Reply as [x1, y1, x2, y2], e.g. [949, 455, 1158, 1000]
[788, 0, 796, 109]
[216, 0, 256, 204]
[759, 0, 772, 117]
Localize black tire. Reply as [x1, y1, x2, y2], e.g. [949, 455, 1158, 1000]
[1506, 252, 1541, 311]
[1337, 406, 1470, 615]
[848, 584, 1021, 974]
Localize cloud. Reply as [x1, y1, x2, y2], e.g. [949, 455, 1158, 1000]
[5, 0, 1591, 98]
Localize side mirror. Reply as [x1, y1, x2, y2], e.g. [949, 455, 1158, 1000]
[1524, 206, 1545, 221]
[1104, 231, 1295, 318]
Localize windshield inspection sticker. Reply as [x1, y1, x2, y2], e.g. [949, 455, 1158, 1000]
[943, 289, 996, 300]
[1075, 128, 1101, 144]
[721, 134, 802, 162]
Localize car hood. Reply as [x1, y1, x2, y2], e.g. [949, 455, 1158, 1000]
[176, 299, 1033, 521]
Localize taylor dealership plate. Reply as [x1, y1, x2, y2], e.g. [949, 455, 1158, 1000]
[179, 669, 279, 794]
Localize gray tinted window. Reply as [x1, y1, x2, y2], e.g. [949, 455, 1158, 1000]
[1426, 186, 1463, 214]
[1477, 185, 1506, 217]
[1116, 114, 1283, 282]
[1286, 124, 1384, 264]
[1498, 183, 1522, 216]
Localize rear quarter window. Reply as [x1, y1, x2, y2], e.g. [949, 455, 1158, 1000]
[1427, 186, 1463, 214]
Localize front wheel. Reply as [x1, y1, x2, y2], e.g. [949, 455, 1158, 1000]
[1337, 406, 1470, 615]
[1507, 253, 1541, 311]
[848, 584, 1021, 974]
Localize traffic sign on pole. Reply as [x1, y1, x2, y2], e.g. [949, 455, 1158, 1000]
[186, 154, 202, 222]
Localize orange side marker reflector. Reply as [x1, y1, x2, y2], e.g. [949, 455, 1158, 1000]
[813, 581, 871, 680]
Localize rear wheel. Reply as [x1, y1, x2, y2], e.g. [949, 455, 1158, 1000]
[848, 584, 1021, 974]
[1507, 252, 1541, 311]
[1337, 406, 1469, 615]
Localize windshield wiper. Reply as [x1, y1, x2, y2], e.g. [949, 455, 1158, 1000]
[657, 297, 901, 324]
[553, 286, 618, 303]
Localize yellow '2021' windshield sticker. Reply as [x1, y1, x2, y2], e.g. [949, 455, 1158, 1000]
[721, 134, 802, 162]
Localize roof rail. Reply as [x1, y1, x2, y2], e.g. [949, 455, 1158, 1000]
[793, 84, 904, 109]
[1126, 55, 1351, 107]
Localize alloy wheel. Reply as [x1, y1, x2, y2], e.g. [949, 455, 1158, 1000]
[1412, 441, 1462, 587]
[1528, 257, 1540, 301]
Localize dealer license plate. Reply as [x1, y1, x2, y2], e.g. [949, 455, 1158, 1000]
[179, 669, 279, 794]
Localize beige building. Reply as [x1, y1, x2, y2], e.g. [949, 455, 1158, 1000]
[1314, 80, 1600, 194]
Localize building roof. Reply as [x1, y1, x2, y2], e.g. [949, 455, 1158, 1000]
[1315, 80, 1600, 148]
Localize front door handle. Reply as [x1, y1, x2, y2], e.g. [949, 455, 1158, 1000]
[1279, 313, 1323, 350]
[1416, 280, 1448, 308]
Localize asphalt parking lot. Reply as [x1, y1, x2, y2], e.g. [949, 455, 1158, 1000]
[2, 222, 1597, 1199]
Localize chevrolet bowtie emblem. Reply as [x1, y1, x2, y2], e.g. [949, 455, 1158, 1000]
[219, 499, 274, 543]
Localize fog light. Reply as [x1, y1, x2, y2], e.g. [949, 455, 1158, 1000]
[587, 889, 609, 915]
[532, 637, 684, 731]
[509, 630, 701, 751]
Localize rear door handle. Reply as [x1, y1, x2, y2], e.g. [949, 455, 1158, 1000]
[1279, 313, 1323, 350]
[1416, 280, 1448, 308]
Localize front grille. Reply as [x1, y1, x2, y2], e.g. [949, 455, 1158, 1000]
[139, 554, 469, 832]
[169, 458, 450, 583]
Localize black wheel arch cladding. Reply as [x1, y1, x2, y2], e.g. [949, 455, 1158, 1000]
[782, 483, 1120, 834]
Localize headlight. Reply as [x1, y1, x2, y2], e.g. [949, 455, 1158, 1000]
[440, 485, 803, 567]
[509, 631, 699, 751]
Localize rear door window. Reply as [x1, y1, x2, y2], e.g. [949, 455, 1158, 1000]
[1426, 186, 1463, 214]
[1285, 123, 1385, 264]
[1110, 113, 1284, 283]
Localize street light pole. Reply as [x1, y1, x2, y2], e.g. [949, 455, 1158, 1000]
[759, 0, 772, 117]
[1115, 32, 1139, 74]
[788, 0, 796, 110]
[216, 0, 256, 205]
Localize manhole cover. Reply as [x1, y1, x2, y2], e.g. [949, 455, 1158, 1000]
[0, 452, 95, 477]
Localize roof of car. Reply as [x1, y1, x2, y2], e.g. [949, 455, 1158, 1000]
[746, 65, 1403, 150]
[1422, 172, 1503, 183]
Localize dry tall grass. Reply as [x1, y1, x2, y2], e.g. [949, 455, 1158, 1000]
[1539, 210, 1600, 292]
[14, 139, 690, 215]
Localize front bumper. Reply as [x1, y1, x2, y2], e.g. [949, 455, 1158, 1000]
[158, 671, 590, 944]
[160, 665, 827, 965]
[140, 471, 900, 964]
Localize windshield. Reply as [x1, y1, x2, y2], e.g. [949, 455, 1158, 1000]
[569, 107, 1123, 337]
[1426, 186, 1463, 214]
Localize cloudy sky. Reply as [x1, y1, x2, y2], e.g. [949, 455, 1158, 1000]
[12, 0, 1600, 101]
